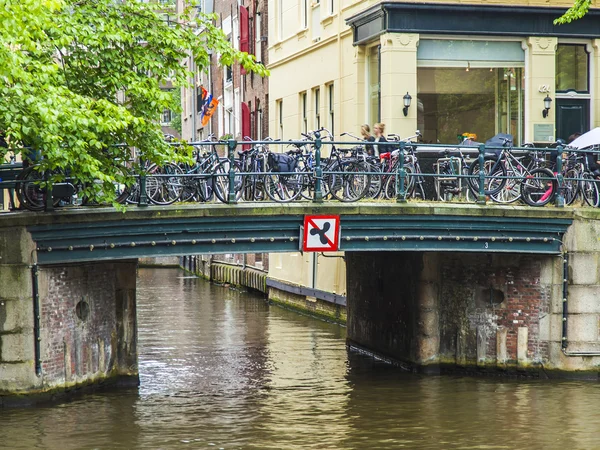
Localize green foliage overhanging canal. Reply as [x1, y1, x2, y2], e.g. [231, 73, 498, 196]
[0, 0, 268, 206]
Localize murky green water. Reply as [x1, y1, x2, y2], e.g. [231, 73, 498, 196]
[2, 268, 600, 449]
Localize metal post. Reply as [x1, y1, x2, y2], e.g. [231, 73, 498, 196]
[555, 145, 565, 207]
[227, 139, 237, 204]
[313, 131, 323, 203]
[477, 143, 486, 205]
[396, 142, 407, 203]
[138, 158, 149, 207]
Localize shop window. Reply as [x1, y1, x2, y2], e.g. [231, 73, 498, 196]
[556, 44, 589, 93]
[367, 45, 380, 127]
[417, 67, 524, 145]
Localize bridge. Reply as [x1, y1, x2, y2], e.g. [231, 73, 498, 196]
[1, 202, 600, 405]
[2, 202, 574, 263]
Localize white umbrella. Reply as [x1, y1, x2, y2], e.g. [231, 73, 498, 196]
[568, 128, 600, 149]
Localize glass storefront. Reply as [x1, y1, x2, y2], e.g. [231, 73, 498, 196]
[417, 67, 523, 145]
[416, 40, 524, 145]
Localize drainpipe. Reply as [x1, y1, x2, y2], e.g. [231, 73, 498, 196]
[31, 264, 42, 376]
[561, 249, 600, 357]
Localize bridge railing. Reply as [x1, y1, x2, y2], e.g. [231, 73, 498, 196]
[4, 138, 600, 211]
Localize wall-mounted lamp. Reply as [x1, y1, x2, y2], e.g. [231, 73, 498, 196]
[403, 92, 412, 117]
[542, 95, 552, 118]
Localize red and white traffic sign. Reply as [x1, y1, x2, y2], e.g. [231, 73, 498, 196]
[302, 215, 340, 252]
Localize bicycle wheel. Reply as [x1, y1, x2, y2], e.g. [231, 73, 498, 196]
[147, 163, 184, 205]
[264, 170, 303, 202]
[409, 172, 426, 200]
[468, 156, 506, 196]
[328, 161, 371, 202]
[581, 172, 599, 207]
[16, 167, 45, 211]
[213, 160, 243, 203]
[490, 169, 521, 204]
[520, 168, 557, 207]
[383, 165, 414, 200]
[563, 168, 580, 206]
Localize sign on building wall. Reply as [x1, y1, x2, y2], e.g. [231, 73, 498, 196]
[533, 124, 554, 143]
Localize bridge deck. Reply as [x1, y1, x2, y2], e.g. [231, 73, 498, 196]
[0, 202, 586, 264]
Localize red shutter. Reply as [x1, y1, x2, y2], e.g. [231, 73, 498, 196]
[241, 102, 251, 149]
[240, 6, 249, 75]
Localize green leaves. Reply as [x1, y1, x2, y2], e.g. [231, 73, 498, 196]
[0, 0, 267, 206]
[554, 0, 592, 25]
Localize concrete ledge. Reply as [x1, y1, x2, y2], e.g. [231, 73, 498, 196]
[0, 374, 139, 407]
[269, 286, 346, 325]
[0, 201, 580, 229]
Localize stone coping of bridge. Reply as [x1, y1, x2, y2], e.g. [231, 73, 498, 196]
[0, 202, 596, 229]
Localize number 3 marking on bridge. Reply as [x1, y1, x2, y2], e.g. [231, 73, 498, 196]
[484, 242, 489, 249]
[302, 215, 340, 252]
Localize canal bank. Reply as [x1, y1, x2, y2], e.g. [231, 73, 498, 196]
[140, 255, 347, 325]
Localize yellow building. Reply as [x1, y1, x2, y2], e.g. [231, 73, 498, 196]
[267, 0, 600, 295]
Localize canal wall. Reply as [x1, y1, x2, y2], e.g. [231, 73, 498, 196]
[175, 255, 346, 324]
[0, 225, 138, 405]
[347, 242, 600, 378]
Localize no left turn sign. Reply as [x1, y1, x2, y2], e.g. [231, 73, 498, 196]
[302, 215, 340, 252]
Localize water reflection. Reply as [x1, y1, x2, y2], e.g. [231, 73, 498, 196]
[1, 268, 600, 449]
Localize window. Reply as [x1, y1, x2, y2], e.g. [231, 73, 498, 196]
[314, 88, 320, 130]
[556, 44, 589, 93]
[255, 12, 262, 63]
[277, 0, 283, 41]
[256, 100, 262, 141]
[301, 92, 308, 134]
[226, 65, 233, 83]
[416, 39, 525, 145]
[328, 84, 334, 137]
[277, 99, 283, 139]
[417, 67, 524, 145]
[161, 108, 173, 125]
[367, 45, 380, 126]
[303, 0, 308, 28]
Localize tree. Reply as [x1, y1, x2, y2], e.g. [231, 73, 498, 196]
[0, 0, 267, 205]
[555, 0, 592, 24]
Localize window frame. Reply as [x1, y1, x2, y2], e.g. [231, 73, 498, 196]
[555, 43, 590, 94]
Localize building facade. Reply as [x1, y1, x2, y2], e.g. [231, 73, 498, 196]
[181, 0, 269, 142]
[266, 0, 600, 295]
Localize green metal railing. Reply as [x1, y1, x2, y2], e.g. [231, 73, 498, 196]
[4, 138, 600, 211]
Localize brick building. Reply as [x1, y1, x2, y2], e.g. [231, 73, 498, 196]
[180, 0, 269, 142]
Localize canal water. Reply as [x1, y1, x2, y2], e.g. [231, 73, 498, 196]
[2, 267, 600, 449]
